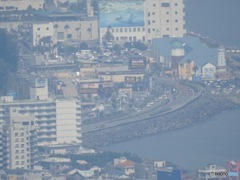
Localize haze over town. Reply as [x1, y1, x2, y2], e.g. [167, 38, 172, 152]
[0, 0, 240, 179]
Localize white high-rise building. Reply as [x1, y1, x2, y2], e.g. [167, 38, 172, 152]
[145, 0, 186, 40]
[0, 96, 81, 170]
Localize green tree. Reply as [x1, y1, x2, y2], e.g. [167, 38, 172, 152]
[112, 44, 121, 55]
[104, 26, 113, 42]
[80, 42, 88, 50]
[0, 29, 19, 94]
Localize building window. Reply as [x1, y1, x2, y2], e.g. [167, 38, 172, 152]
[152, 12, 155, 15]
[16, 161, 19, 165]
[142, 27, 145, 31]
[21, 161, 24, 165]
[116, 37, 119, 41]
[166, 12, 169, 15]
[175, 19, 178, 23]
[148, 29, 151, 33]
[116, 28, 119, 32]
[152, 28, 155, 31]
[37, 28, 40, 31]
[162, 3, 170, 7]
[175, 28, 179, 31]
[57, 32, 64, 40]
[129, 28, 132, 32]
[67, 34, 72, 39]
[148, 12, 150, 17]
[124, 28, 128, 32]
[21, 155, 24, 159]
[15, 150, 19, 154]
[129, 37, 132, 41]
[148, 21, 151, 25]
[137, 27, 141, 32]
[142, 36, 145, 42]
[46, 27, 49, 30]
[175, 3, 178, 6]
[167, 28, 169, 31]
[175, 11, 178, 14]
[152, 20, 155, 23]
[133, 28, 136, 32]
[120, 28, 123, 32]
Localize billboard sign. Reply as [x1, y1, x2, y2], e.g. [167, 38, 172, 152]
[129, 57, 146, 69]
[100, 2, 144, 28]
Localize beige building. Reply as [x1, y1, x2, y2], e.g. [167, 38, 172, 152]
[32, 18, 99, 46]
[0, 0, 44, 11]
[145, 0, 186, 41]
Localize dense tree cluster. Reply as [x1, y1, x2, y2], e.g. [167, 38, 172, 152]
[0, 29, 19, 94]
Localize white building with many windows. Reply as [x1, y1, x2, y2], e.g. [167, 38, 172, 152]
[0, 96, 81, 170]
[99, 0, 186, 44]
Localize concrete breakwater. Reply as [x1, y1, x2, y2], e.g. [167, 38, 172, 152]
[82, 95, 239, 149]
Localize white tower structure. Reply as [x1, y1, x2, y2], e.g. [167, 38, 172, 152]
[217, 47, 227, 72]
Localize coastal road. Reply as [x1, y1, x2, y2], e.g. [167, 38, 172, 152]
[82, 82, 204, 133]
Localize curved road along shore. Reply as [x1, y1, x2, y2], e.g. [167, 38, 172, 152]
[82, 81, 204, 134]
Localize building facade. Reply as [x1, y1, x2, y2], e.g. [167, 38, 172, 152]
[0, 0, 44, 11]
[0, 96, 81, 170]
[32, 18, 99, 46]
[99, 0, 186, 44]
[202, 63, 216, 81]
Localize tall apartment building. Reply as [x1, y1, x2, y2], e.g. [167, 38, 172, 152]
[99, 0, 186, 44]
[0, 0, 44, 11]
[145, 0, 186, 40]
[0, 96, 81, 170]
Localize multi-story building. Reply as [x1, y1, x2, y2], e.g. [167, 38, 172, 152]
[0, 96, 81, 170]
[0, 0, 44, 11]
[145, 0, 186, 40]
[32, 17, 99, 46]
[99, 0, 186, 44]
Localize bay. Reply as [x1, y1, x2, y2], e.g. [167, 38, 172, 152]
[105, 109, 240, 171]
[185, 0, 240, 47]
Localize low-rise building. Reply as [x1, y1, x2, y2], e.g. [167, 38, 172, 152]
[202, 63, 216, 81]
[197, 164, 228, 180]
[0, 0, 44, 12]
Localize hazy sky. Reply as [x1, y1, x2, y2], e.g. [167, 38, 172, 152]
[185, 0, 240, 46]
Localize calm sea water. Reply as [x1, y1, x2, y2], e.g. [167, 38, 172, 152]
[105, 109, 240, 171]
[185, 0, 240, 47]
